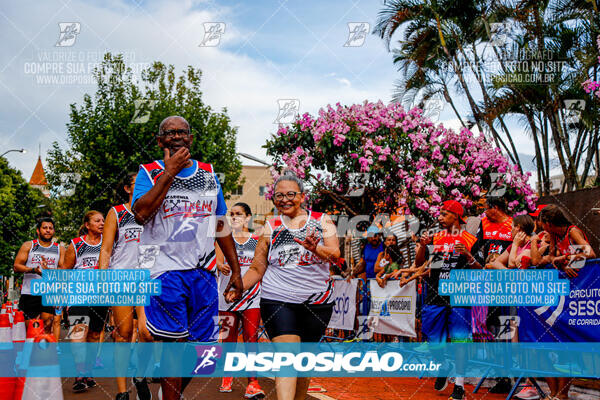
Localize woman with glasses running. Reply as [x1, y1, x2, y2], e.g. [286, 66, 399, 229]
[226, 171, 340, 400]
[63, 210, 105, 393]
[216, 202, 265, 398]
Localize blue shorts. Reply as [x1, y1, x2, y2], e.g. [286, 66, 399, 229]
[421, 305, 472, 343]
[145, 269, 218, 341]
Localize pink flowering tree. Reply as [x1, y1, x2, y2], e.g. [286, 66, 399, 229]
[264, 101, 537, 226]
[583, 35, 600, 99]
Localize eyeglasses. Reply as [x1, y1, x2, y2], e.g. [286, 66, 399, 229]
[160, 129, 191, 138]
[273, 191, 301, 202]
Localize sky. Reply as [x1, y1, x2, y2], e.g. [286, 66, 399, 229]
[0, 0, 538, 182]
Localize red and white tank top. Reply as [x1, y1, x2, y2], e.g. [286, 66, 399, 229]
[22, 240, 60, 295]
[137, 160, 220, 277]
[262, 210, 334, 304]
[556, 225, 587, 256]
[109, 204, 143, 269]
[72, 235, 102, 269]
[218, 235, 261, 311]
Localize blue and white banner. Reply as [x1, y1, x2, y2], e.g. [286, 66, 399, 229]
[519, 260, 600, 342]
[328, 278, 357, 331]
[368, 280, 416, 337]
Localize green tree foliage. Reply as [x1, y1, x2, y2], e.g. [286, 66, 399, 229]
[46, 53, 242, 241]
[0, 158, 45, 277]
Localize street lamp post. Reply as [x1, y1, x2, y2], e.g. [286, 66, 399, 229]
[238, 152, 270, 166]
[0, 148, 26, 157]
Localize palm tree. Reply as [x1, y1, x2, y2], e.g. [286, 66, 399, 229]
[375, 0, 600, 194]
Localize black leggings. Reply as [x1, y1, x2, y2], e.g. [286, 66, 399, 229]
[260, 299, 333, 342]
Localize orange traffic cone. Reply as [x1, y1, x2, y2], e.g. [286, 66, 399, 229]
[0, 313, 16, 399]
[12, 311, 27, 400]
[12, 311, 26, 344]
[18, 320, 44, 372]
[5, 302, 14, 324]
[0, 312, 13, 349]
[25, 320, 44, 342]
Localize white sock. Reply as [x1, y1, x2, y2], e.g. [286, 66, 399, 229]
[455, 377, 464, 387]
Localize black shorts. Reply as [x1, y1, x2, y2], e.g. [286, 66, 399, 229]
[18, 294, 55, 320]
[260, 299, 333, 342]
[69, 306, 109, 333]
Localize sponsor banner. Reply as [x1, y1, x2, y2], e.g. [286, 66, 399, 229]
[368, 280, 416, 337]
[30, 269, 161, 306]
[3, 342, 600, 378]
[328, 278, 358, 330]
[519, 261, 600, 342]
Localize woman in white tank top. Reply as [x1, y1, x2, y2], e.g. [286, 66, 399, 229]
[225, 172, 340, 400]
[63, 210, 104, 393]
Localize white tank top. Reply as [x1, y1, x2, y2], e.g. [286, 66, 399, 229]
[72, 235, 102, 269]
[22, 240, 60, 295]
[137, 160, 220, 277]
[109, 204, 143, 269]
[218, 235, 261, 311]
[261, 211, 334, 304]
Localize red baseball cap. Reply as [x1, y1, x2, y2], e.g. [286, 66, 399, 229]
[529, 204, 547, 218]
[441, 200, 466, 224]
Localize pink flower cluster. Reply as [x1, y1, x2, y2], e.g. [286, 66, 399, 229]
[582, 35, 600, 99]
[266, 100, 537, 223]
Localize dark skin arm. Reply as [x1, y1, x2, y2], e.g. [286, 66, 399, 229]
[414, 233, 431, 267]
[133, 147, 191, 225]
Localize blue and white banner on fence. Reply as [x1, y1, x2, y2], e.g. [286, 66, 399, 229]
[519, 260, 600, 342]
[369, 280, 416, 337]
[328, 278, 357, 331]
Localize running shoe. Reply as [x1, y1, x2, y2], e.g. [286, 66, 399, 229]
[449, 385, 465, 400]
[85, 377, 97, 388]
[220, 377, 233, 393]
[116, 392, 130, 400]
[514, 385, 540, 400]
[244, 380, 265, 399]
[133, 377, 152, 400]
[435, 376, 449, 391]
[72, 378, 87, 393]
